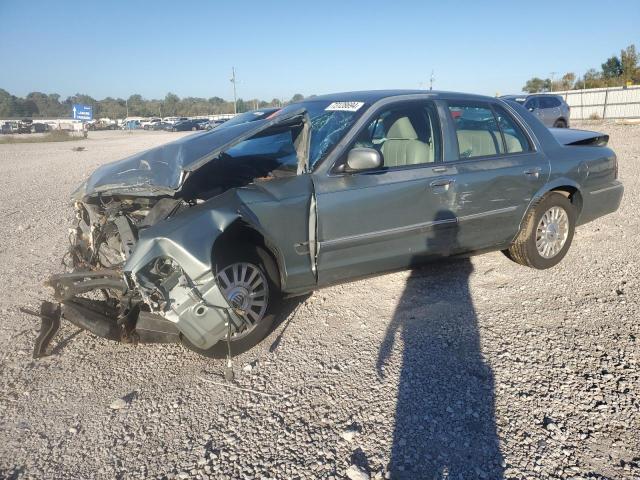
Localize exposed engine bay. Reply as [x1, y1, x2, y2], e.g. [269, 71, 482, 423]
[33, 111, 309, 359]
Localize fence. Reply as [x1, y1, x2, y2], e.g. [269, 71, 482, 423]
[533, 85, 640, 120]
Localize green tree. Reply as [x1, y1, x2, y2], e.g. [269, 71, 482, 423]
[0, 89, 17, 117]
[602, 56, 623, 82]
[621, 44, 638, 85]
[163, 93, 180, 116]
[290, 93, 304, 103]
[578, 69, 606, 89]
[522, 77, 548, 93]
[559, 73, 576, 91]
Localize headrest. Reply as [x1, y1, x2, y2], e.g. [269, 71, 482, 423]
[385, 116, 418, 140]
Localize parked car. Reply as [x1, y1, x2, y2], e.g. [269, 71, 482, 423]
[142, 118, 162, 130]
[163, 116, 188, 125]
[216, 108, 279, 129]
[30, 123, 49, 133]
[193, 118, 210, 129]
[204, 119, 227, 130]
[150, 121, 172, 131]
[38, 90, 622, 360]
[87, 120, 117, 131]
[122, 120, 141, 130]
[501, 94, 570, 128]
[170, 119, 203, 131]
[13, 120, 32, 134]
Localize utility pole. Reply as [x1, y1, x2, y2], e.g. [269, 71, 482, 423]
[550, 71, 557, 92]
[230, 67, 238, 114]
[125, 99, 129, 118]
[429, 70, 435, 91]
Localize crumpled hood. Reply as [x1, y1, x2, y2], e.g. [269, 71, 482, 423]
[73, 109, 305, 201]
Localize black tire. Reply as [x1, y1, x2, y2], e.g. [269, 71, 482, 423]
[505, 192, 576, 269]
[553, 119, 567, 128]
[182, 244, 282, 358]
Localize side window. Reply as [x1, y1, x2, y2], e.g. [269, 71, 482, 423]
[539, 97, 552, 109]
[351, 102, 441, 168]
[524, 97, 538, 111]
[548, 97, 561, 108]
[448, 103, 503, 159]
[493, 105, 531, 154]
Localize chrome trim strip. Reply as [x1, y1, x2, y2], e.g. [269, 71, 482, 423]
[320, 218, 456, 250]
[589, 183, 623, 195]
[458, 205, 518, 221]
[320, 206, 518, 251]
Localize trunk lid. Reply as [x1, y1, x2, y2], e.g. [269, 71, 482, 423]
[549, 127, 609, 147]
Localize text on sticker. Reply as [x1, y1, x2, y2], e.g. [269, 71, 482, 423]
[325, 102, 365, 112]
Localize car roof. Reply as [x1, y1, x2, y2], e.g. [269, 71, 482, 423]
[296, 89, 498, 104]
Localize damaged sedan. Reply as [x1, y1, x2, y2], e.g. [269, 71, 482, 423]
[36, 90, 624, 359]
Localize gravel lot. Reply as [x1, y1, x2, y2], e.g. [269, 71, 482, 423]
[0, 126, 638, 480]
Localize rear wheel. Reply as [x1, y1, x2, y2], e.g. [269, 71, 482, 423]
[553, 119, 567, 128]
[504, 192, 576, 269]
[182, 244, 281, 358]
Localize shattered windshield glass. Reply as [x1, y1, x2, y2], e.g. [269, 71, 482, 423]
[275, 100, 367, 168]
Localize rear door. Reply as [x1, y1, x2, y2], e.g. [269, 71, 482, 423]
[524, 97, 544, 124]
[439, 100, 550, 251]
[313, 100, 455, 286]
[538, 96, 556, 127]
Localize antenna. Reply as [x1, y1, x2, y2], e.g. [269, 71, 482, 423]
[230, 67, 238, 114]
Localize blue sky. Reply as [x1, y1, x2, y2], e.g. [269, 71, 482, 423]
[0, 0, 638, 101]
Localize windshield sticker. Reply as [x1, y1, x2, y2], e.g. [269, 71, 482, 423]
[325, 101, 364, 112]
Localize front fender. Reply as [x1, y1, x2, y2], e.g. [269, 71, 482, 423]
[124, 202, 243, 350]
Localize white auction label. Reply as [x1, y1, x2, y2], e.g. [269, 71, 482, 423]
[325, 101, 365, 112]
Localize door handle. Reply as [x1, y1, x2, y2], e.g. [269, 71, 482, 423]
[430, 178, 454, 191]
[523, 167, 541, 178]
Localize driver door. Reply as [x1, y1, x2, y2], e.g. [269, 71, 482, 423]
[313, 100, 456, 286]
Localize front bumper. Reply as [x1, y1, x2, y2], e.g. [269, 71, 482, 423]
[34, 265, 244, 357]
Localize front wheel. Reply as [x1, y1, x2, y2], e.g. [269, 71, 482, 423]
[182, 244, 281, 358]
[504, 192, 576, 269]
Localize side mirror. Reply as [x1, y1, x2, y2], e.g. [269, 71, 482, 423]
[345, 147, 382, 172]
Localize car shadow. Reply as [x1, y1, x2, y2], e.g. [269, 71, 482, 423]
[376, 211, 504, 478]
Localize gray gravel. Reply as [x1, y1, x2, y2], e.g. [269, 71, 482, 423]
[0, 126, 638, 479]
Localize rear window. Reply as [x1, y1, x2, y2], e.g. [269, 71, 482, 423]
[448, 104, 503, 158]
[448, 103, 531, 159]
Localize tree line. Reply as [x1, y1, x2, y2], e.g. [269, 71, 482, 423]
[522, 44, 640, 93]
[0, 90, 307, 120]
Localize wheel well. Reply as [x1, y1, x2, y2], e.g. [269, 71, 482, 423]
[551, 186, 583, 215]
[212, 220, 282, 287]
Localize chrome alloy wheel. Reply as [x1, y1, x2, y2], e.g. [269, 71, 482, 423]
[216, 262, 269, 338]
[536, 206, 569, 259]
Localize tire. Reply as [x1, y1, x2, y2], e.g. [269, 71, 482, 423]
[505, 192, 576, 269]
[182, 244, 282, 358]
[553, 119, 567, 128]
[191, 126, 197, 131]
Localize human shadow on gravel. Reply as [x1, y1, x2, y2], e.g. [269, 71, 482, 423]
[377, 211, 504, 479]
